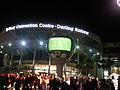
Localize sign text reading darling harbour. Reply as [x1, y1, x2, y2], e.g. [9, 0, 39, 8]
[5, 23, 89, 35]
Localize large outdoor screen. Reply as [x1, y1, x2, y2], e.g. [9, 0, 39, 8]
[48, 37, 71, 51]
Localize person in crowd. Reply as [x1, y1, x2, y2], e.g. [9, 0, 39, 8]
[22, 75, 30, 90]
[1, 73, 119, 90]
[60, 77, 69, 90]
[70, 77, 77, 90]
[15, 74, 23, 90]
[3, 74, 9, 89]
[99, 78, 109, 89]
[10, 74, 16, 88]
[0, 74, 4, 89]
[83, 78, 96, 90]
[118, 76, 120, 90]
[49, 74, 61, 90]
[109, 79, 115, 90]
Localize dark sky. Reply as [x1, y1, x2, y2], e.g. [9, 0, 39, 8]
[0, 0, 120, 43]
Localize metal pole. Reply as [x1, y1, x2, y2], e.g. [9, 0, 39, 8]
[40, 45, 43, 60]
[64, 63, 66, 78]
[19, 48, 22, 70]
[9, 49, 13, 73]
[77, 51, 80, 64]
[92, 54, 98, 77]
[48, 56, 51, 75]
[95, 61, 98, 77]
[77, 39, 79, 64]
[32, 47, 36, 74]
[3, 54, 7, 68]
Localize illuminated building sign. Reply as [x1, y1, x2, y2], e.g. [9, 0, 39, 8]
[6, 26, 16, 32]
[39, 23, 54, 28]
[75, 28, 89, 35]
[16, 24, 38, 29]
[5, 23, 89, 35]
[56, 24, 74, 31]
[6, 24, 38, 32]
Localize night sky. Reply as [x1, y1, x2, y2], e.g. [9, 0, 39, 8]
[0, 0, 120, 43]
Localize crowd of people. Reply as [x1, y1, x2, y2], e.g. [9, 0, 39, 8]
[0, 73, 119, 90]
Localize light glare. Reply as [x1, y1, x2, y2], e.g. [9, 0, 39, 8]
[76, 46, 80, 49]
[1, 46, 3, 48]
[21, 41, 26, 46]
[89, 49, 92, 52]
[117, 0, 120, 7]
[8, 43, 12, 46]
[97, 53, 99, 55]
[40, 41, 43, 45]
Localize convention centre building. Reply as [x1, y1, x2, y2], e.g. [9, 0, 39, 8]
[0, 23, 103, 76]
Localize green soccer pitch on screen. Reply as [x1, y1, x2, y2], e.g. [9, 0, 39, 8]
[48, 37, 72, 51]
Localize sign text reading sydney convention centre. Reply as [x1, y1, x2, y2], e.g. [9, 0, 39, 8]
[5, 23, 89, 35]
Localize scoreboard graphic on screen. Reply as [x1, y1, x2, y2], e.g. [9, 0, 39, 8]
[48, 37, 71, 51]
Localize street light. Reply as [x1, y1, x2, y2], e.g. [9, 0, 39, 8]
[92, 53, 100, 77]
[32, 43, 37, 74]
[32, 41, 44, 74]
[89, 49, 92, 52]
[3, 54, 8, 68]
[8, 43, 12, 46]
[8, 43, 13, 73]
[76, 36, 87, 65]
[19, 40, 26, 70]
[39, 41, 44, 60]
[32, 48, 36, 74]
